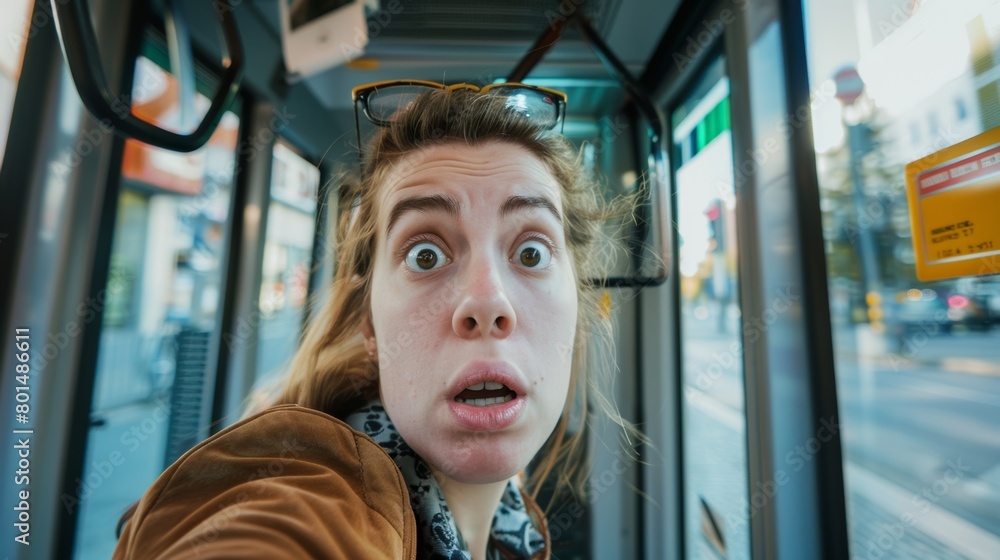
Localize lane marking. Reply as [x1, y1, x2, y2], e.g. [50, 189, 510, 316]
[893, 378, 1000, 408]
[941, 358, 1000, 377]
[683, 386, 744, 433]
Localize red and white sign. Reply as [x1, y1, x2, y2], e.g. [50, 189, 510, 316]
[917, 142, 1000, 197]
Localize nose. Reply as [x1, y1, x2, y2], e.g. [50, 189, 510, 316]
[452, 252, 516, 339]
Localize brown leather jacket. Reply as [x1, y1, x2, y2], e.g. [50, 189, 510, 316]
[113, 404, 550, 559]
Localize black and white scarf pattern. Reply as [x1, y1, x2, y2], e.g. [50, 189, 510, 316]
[345, 400, 547, 560]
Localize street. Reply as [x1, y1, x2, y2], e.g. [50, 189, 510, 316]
[680, 309, 1000, 559]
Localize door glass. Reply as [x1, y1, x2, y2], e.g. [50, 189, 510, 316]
[803, 0, 1000, 557]
[255, 141, 320, 383]
[74, 55, 240, 559]
[0, 0, 32, 169]
[672, 56, 751, 560]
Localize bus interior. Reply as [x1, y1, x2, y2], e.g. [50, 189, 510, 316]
[1, 0, 999, 558]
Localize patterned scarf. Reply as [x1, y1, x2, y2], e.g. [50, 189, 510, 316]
[345, 400, 547, 560]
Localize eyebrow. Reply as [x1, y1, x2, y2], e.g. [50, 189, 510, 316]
[385, 194, 563, 237]
[386, 194, 460, 238]
[499, 196, 563, 225]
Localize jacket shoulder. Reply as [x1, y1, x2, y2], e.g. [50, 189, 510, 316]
[114, 405, 416, 559]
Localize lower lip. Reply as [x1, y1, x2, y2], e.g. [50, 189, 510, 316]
[447, 396, 526, 431]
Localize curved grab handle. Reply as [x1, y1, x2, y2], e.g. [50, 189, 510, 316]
[50, 0, 244, 153]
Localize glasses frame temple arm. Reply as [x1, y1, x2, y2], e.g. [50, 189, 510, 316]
[50, 0, 244, 153]
[354, 97, 364, 169]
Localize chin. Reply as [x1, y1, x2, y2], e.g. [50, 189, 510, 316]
[420, 435, 537, 485]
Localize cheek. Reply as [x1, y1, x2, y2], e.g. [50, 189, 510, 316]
[369, 271, 455, 394]
[526, 283, 578, 388]
[372, 281, 455, 355]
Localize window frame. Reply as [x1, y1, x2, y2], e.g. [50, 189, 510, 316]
[639, 0, 850, 558]
[62, 12, 249, 558]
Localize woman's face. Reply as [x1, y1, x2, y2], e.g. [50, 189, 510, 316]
[363, 141, 578, 484]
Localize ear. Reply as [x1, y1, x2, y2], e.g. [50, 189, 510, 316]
[361, 310, 376, 354]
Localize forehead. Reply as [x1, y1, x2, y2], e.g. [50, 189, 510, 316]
[376, 141, 563, 219]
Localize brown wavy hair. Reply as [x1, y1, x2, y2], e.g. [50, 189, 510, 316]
[272, 88, 643, 504]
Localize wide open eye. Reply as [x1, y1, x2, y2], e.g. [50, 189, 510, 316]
[405, 242, 447, 271]
[516, 239, 552, 268]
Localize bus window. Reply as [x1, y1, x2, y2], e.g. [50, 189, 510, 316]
[254, 141, 320, 385]
[0, 0, 32, 169]
[74, 52, 241, 560]
[671, 56, 750, 560]
[804, 0, 1000, 557]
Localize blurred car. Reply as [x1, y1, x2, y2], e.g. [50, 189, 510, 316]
[973, 284, 1000, 327]
[945, 294, 993, 331]
[887, 289, 952, 335]
[989, 294, 1000, 324]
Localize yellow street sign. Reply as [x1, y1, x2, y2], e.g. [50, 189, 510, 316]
[905, 127, 1000, 281]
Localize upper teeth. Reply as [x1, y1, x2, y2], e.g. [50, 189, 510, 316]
[466, 381, 505, 391]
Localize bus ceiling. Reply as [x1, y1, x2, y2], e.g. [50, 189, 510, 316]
[50, 0, 672, 287]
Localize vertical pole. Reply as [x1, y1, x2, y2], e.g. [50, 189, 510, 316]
[847, 121, 882, 325]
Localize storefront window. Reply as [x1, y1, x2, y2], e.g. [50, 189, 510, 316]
[255, 141, 320, 382]
[804, 0, 1000, 557]
[74, 54, 241, 559]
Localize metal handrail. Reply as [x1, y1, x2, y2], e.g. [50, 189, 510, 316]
[50, 0, 244, 153]
[507, 14, 672, 288]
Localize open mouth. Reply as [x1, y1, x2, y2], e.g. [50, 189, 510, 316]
[453, 381, 517, 406]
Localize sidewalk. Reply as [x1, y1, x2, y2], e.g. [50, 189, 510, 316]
[833, 325, 1000, 376]
[846, 461, 1000, 560]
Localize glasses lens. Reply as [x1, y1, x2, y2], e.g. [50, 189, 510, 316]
[488, 86, 561, 129]
[364, 84, 435, 124]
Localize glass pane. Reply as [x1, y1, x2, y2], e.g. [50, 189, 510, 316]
[672, 57, 750, 560]
[255, 142, 320, 382]
[804, 0, 1000, 558]
[0, 0, 32, 169]
[74, 56, 240, 559]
